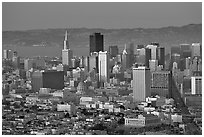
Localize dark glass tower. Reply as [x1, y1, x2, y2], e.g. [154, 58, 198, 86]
[157, 47, 165, 69]
[89, 33, 104, 54]
[109, 45, 118, 58]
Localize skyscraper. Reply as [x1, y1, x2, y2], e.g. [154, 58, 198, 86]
[133, 66, 151, 102]
[157, 47, 165, 69]
[145, 48, 151, 68]
[171, 46, 181, 56]
[127, 42, 135, 66]
[151, 71, 172, 98]
[89, 33, 104, 54]
[109, 45, 118, 58]
[24, 58, 34, 71]
[122, 45, 130, 70]
[192, 43, 201, 57]
[146, 45, 158, 60]
[191, 76, 202, 95]
[3, 49, 12, 59]
[149, 60, 158, 71]
[12, 51, 20, 69]
[89, 52, 99, 73]
[62, 30, 73, 67]
[180, 44, 191, 58]
[98, 51, 109, 83]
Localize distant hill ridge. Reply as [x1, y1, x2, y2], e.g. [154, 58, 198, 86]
[2, 24, 202, 53]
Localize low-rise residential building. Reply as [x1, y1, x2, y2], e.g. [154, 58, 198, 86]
[124, 114, 161, 127]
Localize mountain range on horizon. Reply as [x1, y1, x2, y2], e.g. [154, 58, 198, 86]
[2, 23, 202, 55]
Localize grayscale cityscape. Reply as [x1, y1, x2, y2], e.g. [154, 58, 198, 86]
[2, 2, 202, 135]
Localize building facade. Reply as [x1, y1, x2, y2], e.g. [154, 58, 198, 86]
[98, 51, 110, 83]
[133, 67, 151, 102]
[89, 33, 104, 54]
[191, 76, 202, 95]
[151, 71, 172, 98]
[32, 70, 64, 92]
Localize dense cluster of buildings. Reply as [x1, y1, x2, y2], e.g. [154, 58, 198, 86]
[2, 30, 202, 135]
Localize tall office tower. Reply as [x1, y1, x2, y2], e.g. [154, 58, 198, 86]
[79, 56, 84, 68]
[149, 60, 158, 72]
[122, 45, 130, 70]
[12, 51, 20, 69]
[180, 44, 191, 59]
[109, 45, 118, 58]
[89, 33, 104, 54]
[84, 56, 90, 72]
[98, 51, 110, 83]
[62, 30, 73, 67]
[116, 54, 122, 64]
[190, 56, 202, 73]
[32, 70, 64, 92]
[145, 48, 151, 68]
[64, 30, 69, 49]
[3, 49, 12, 59]
[157, 47, 165, 69]
[24, 58, 34, 71]
[170, 53, 181, 70]
[192, 43, 201, 57]
[89, 52, 99, 73]
[127, 42, 135, 66]
[146, 45, 158, 60]
[71, 58, 77, 68]
[185, 57, 191, 69]
[151, 71, 172, 98]
[133, 66, 151, 102]
[171, 46, 181, 56]
[197, 58, 202, 71]
[191, 76, 202, 95]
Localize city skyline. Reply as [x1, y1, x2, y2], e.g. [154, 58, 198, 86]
[2, 2, 202, 31]
[2, 2, 202, 135]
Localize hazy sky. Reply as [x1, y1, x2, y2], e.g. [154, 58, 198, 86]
[2, 2, 202, 31]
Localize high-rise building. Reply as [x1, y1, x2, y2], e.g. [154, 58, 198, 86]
[171, 46, 181, 55]
[98, 51, 110, 83]
[12, 51, 20, 69]
[122, 45, 130, 70]
[116, 54, 122, 64]
[62, 30, 73, 67]
[3, 49, 12, 59]
[109, 45, 118, 58]
[151, 71, 172, 98]
[32, 70, 64, 92]
[180, 44, 191, 58]
[79, 56, 84, 68]
[89, 52, 99, 73]
[84, 56, 90, 72]
[192, 43, 201, 57]
[127, 42, 135, 66]
[24, 58, 34, 71]
[185, 57, 191, 70]
[145, 48, 151, 68]
[170, 53, 181, 70]
[157, 47, 165, 69]
[89, 33, 104, 54]
[64, 30, 69, 49]
[191, 76, 202, 95]
[149, 60, 158, 71]
[146, 45, 158, 60]
[133, 66, 151, 102]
